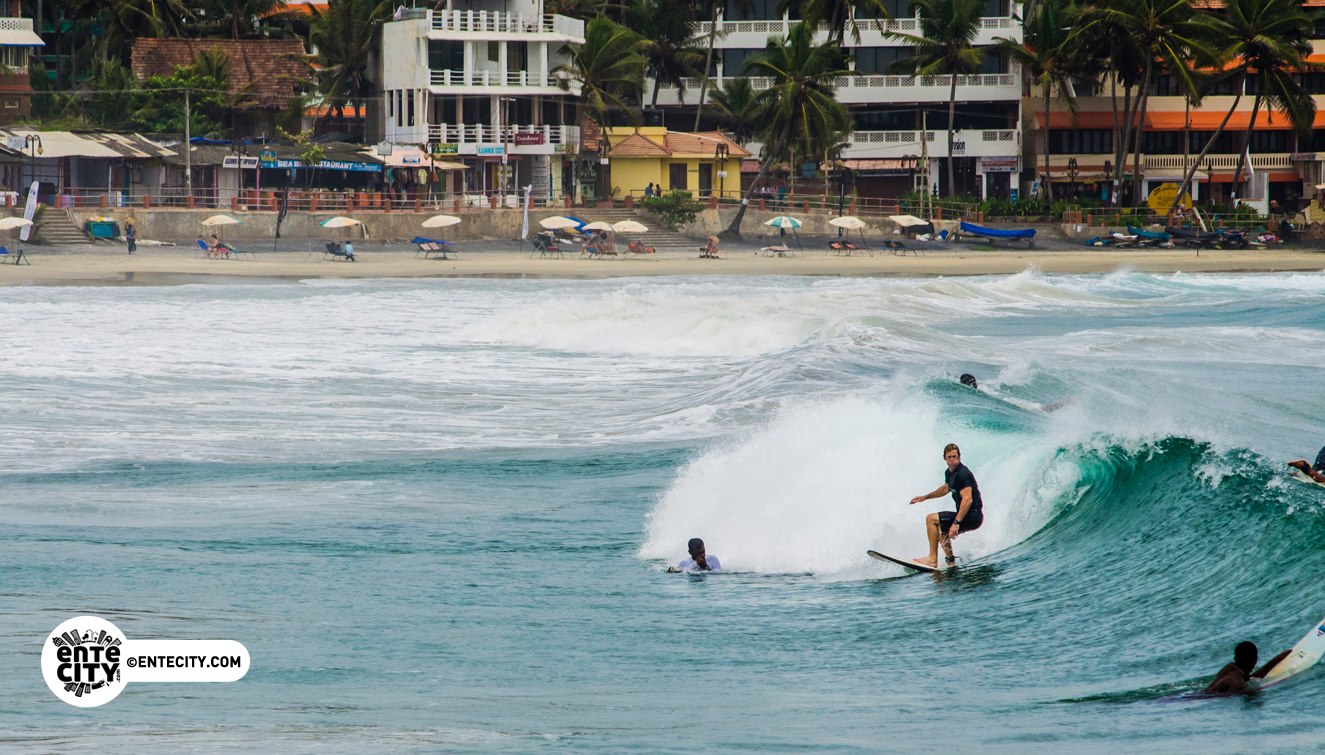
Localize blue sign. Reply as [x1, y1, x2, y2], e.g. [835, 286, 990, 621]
[1009, 187, 1018, 202]
[268, 158, 381, 173]
[477, 145, 506, 156]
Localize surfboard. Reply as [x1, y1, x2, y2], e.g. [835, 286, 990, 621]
[1289, 469, 1325, 488]
[1257, 614, 1325, 689]
[867, 550, 945, 574]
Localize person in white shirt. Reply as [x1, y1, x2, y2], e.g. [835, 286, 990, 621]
[667, 538, 721, 572]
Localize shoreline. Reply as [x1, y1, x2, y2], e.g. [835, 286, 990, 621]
[1, 244, 1321, 286]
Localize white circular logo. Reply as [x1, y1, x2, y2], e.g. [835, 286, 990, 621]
[41, 616, 126, 707]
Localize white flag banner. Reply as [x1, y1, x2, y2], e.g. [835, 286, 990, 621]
[20, 181, 38, 242]
[520, 184, 533, 240]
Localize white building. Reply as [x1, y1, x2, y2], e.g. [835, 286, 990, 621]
[379, 2, 584, 204]
[649, 0, 1024, 199]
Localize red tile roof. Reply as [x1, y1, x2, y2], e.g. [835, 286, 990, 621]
[662, 132, 751, 158]
[131, 38, 311, 110]
[610, 132, 671, 157]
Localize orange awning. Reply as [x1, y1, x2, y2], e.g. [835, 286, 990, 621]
[1039, 110, 1325, 131]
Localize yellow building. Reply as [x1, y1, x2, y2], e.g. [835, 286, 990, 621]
[605, 127, 750, 200]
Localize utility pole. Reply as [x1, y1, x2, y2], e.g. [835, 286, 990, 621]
[184, 89, 193, 202]
[920, 110, 930, 221]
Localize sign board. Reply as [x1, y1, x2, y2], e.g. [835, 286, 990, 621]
[267, 158, 382, 173]
[6, 135, 26, 151]
[477, 145, 506, 156]
[400, 155, 423, 165]
[222, 156, 240, 169]
[222, 156, 259, 169]
[981, 157, 1018, 173]
[514, 132, 545, 146]
[20, 181, 38, 242]
[801, 161, 816, 178]
[1147, 182, 1192, 213]
[431, 143, 458, 155]
[1291, 152, 1318, 162]
[240, 156, 259, 169]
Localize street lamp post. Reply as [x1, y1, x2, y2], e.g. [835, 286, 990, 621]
[1066, 157, 1079, 200]
[1205, 159, 1213, 207]
[714, 143, 728, 202]
[25, 134, 42, 194]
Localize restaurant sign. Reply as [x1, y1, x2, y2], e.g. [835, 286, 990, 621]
[514, 132, 545, 146]
[432, 143, 459, 155]
[268, 158, 382, 173]
[981, 157, 1018, 173]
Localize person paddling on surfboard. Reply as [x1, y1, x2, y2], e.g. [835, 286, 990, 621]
[1203, 641, 1291, 694]
[907, 443, 984, 569]
[1288, 446, 1325, 484]
[666, 538, 722, 573]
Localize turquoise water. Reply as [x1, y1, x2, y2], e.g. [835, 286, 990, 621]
[1, 271, 1323, 751]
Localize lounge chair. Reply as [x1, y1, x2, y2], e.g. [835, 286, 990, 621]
[532, 232, 564, 258]
[883, 239, 920, 256]
[322, 241, 355, 261]
[0, 245, 27, 265]
[627, 239, 655, 256]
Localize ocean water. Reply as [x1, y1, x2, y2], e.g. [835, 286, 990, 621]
[1, 270, 1323, 752]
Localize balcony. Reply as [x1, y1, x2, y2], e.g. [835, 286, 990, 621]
[427, 123, 580, 154]
[654, 73, 1018, 106]
[428, 69, 577, 95]
[1143, 153, 1293, 171]
[745, 128, 1018, 160]
[693, 17, 1018, 48]
[430, 10, 584, 40]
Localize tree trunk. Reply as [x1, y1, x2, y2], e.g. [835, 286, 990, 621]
[1168, 72, 1244, 215]
[1041, 80, 1053, 200]
[1130, 61, 1153, 205]
[1232, 94, 1263, 203]
[946, 72, 957, 197]
[693, 3, 721, 131]
[722, 151, 776, 240]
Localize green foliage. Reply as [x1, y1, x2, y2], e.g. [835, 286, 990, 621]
[642, 190, 705, 231]
[83, 58, 139, 129]
[126, 57, 231, 137]
[710, 78, 760, 145]
[557, 16, 645, 129]
[311, 0, 392, 124]
[627, 0, 703, 108]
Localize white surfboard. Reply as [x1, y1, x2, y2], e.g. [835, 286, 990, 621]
[867, 550, 946, 574]
[1289, 469, 1325, 489]
[1258, 614, 1325, 688]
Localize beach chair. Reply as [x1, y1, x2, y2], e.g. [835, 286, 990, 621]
[828, 240, 857, 256]
[627, 239, 655, 256]
[321, 241, 355, 261]
[195, 238, 211, 258]
[0, 245, 27, 265]
[883, 239, 920, 256]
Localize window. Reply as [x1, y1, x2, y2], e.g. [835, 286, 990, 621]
[854, 46, 912, 75]
[407, 90, 415, 127]
[721, 49, 763, 77]
[3, 99, 16, 109]
[488, 41, 500, 63]
[1048, 129, 1113, 154]
[429, 40, 463, 71]
[725, 0, 781, 20]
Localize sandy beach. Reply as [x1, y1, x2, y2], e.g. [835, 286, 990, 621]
[1, 240, 1322, 285]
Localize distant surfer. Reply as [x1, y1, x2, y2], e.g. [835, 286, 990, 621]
[1203, 641, 1291, 694]
[907, 443, 983, 568]
[960, 373, 978, 389]
[1288, 446, 1325, 484]
[666, 538, 722, 573]
[959, 373, 1073, 412]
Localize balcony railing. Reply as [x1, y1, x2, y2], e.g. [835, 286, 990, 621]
[744, 129, 1018, 159]
[1144, 153, 1293, 171]
[427, 123, 580, 147]
[675, 73, 1015, 91]
[430, 10, 584, 38]
[429, 69, 567, 88]
[695, 16, 1015, 37]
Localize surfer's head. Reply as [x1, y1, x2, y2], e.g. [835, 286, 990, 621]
[960, 373, 978, 388]
[1234, 641, 1258, 673]
[943, 444, 961, 469]
[687, 538, 705, 556]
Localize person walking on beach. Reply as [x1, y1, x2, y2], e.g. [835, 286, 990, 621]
[667, 538, 722, 572]
[1288, 445, 1325, 484]
[1204, 641, 1291, 694]
[907, 443, 983, 568]
[125, 222, 137, 254]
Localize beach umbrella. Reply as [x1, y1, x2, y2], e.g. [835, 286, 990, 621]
[0, 217, 32, 230]
[583, 221, 614, 232]
[539, 216, 582, 230]
[764, 215, 802, 249]
[201, 214, 241, 227]
[320, 216, 362, 229]
[421, 214, 462, 228]
[889, 214, 930, 231]
[828, 215, 868, 247]
[611, 219, 648, 234]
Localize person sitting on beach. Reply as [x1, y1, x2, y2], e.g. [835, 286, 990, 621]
[907, 443, 983, 568]
[700, 236, 719, 258]
[667, 538, 722, 573]
[1203, 641, 1291, 694]
[342, 241, 356, 262]
[1288, 445, 1325, 484]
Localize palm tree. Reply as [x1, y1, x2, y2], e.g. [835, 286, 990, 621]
[692, 0, 754, 131]
[722, 23, 851, 238]
[888, 0, 983, 197]
[309, 0, 393, 129]
[1168, 0, 1316, 212]
[557, 16, 645, 198]
[201, 0, 295, 39]
[779, 0, 893, 46]
[1075, 0, 1215, 202]
[627, 0, 705, 108]
[997, 0, 1082, 200]
[710, 77, 760, 144]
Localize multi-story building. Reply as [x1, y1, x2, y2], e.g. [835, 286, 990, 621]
[1034, 17, 1325, 212]
[649, 0, 1024, 199]
[0, 9, 43, 125]
[379, 2, 585, 204]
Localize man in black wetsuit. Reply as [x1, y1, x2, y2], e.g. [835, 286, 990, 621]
[1288, 445, 1325, 484]
[908, 443, 984, 568]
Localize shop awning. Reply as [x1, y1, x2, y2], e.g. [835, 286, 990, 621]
[0, 28, 44, 46]
[1038, 110, 1325, 131]
[1, 131, 121, 158]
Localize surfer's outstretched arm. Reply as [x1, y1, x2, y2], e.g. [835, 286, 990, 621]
[1288, 459, 1325, 484]
[910, 484, 949, 505]
[1252, 649, 1292, 679]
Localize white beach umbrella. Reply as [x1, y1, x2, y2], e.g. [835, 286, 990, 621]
[583, 221, 615, 232]
[320, 216, 362, 228]
[0, 217, 33, 230]
[612, 219, 648, 234]
[201, 214, 241, 227]
[421, 214, 462, 228]
[889, 214, 928, 228]
[828, 216, 866, 230]
[539, 216, 582, 230]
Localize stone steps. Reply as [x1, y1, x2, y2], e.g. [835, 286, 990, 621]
[35, 209, 92, 245]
